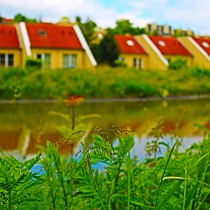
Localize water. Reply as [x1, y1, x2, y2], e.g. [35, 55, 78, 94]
[0, 98, 209, 160]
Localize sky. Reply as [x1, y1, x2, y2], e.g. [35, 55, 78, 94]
[0, 0, 210, 35]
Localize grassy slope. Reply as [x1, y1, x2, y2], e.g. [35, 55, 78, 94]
[0, 67, 210, 100]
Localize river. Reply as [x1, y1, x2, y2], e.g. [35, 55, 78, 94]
[0, 97, 209, 160]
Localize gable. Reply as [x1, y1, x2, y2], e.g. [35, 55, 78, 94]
[0, 25, 20, 49]
[26, 23, 83, 49]
[149, 36, 192, 56]
[192, 37, 210, 55]
[115, 35, 147, 55]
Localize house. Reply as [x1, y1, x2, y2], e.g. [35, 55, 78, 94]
[179, 36, 210, 68]
[0, 24, 22, 69]
[147, 35, 193, 66]
[18, 22, 97, 69]
[136, 35, 168, 70]
[115, 34, 148, 70]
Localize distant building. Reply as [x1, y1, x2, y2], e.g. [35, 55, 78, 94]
[146, 23, 172, 36]
[146, 23, 194, 37]
[0, 17, 14, 24]
[92, 27, 106, 44]
[172, 29, 194, 37]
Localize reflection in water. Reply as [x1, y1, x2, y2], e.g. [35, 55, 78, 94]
[0, 98, 209, 159]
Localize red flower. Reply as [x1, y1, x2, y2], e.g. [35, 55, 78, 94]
[65, 94, 84, 106]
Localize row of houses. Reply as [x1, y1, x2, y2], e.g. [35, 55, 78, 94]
[0, 22, 97, 69]
[1, 21, 210, 70]
[116, 34, 210, 70]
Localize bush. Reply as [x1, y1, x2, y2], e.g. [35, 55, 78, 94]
[168, 57, 188, 70]
[26, 58, 42, 71]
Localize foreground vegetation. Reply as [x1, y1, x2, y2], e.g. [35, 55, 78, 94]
[0, 124, 209, 210]
[1, 67, 210, 100]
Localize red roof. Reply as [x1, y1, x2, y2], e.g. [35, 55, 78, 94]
[149, 36, 192, 56]
[26, 23, 83, 49]
[115, 35, 147, 54]
[0, 24, 20, 49]
[192, 37, 210, 55]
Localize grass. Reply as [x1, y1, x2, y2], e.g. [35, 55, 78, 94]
[0, 67, 210, 100]
[0, 124, 209, 209]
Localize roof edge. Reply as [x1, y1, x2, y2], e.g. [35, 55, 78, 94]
[73, 25, 97, 66]
[19, 22, 32, 57]
[188, 37, 210, 61]
[142, 34, 168, 66]
[134, 35, 148, 55]
[15, 24, 22, 49]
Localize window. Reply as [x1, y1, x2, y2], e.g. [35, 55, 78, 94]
[133, 58, 142, 69]
[63, 54, 77, 68]
[8, 54, 14, 67]
[0, 54, 5, 68]
[0, 54, 14, 68]
[118, 57, 124, 62]
[127, 40, 134, 46]
[38, 30, 47, 36]
[158, 40, 166, 47]
[202, 41, 209, 48]
[36, 53, 51, 69]
[44, 54, 51, 69]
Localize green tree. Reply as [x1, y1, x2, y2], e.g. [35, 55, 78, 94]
[75, 16, 81, 24]
[14, 13, 37, 23]
[111, 19, 146, 35]
[76, 16, 97, 47]
[96, 32, 120, 66]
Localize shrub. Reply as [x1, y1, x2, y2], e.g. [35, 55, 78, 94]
[26, 58, 42, 71]
[168, 57, 188, 70]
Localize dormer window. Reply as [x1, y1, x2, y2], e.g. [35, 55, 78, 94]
[38, 30, 47, 36]
[202, 41, 209, 48]
[127, 40, 134, 46]
[158, 40, 166, 46]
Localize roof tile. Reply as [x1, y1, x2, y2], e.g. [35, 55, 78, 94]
[115, 35, 147, 54]
[149, 36, 192, 56]
[0, 24, 20, 49]
[26, 23, 83, 49]
[192, 37, 210, 55]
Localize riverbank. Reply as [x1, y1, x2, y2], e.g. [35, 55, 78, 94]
[1, 94, 210, 104]
[0, 67, 210, 100]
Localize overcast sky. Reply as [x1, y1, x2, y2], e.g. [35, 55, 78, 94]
[1, 0, 210, 35]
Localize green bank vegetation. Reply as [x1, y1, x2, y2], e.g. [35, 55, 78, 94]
[0, 124, 209, 209]
[0, 67, 210, 100]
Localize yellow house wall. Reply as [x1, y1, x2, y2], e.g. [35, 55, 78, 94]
[164, 55, 193, 66]
[31, 49, 92, 69]
[120, 54, 148, 70]
[0, 49, 22, 68]
[179, 37, 210, 69]
[136, 36, 168, 71]
[84, 53, 96, 69]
